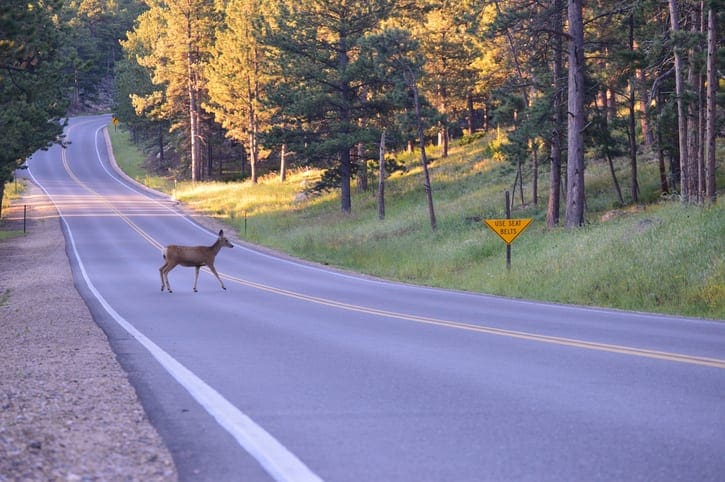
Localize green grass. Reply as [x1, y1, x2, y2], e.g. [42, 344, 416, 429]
[1, 180, 26, 241]
[111, 123, 725, 320]
[107, 125, 174, 192]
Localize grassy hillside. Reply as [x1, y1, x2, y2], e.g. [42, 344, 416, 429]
[108, 125, 724, 320]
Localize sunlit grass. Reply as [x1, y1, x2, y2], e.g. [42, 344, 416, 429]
[107, 124, 174, 191]
[1, 180, 26, 241]
[111, 126, 724, 320]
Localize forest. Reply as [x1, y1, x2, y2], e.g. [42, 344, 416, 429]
[1, 0, 723, 227]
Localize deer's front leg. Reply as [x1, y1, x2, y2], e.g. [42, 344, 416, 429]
[193, 266, 200, 292]
[208, 264, 226, 290]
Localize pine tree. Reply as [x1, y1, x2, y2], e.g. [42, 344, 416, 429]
[259, 0, 397, 214]
[206, 0, 270, 183]
[123, 0, 217, 182]
[0, 0, 70, 216]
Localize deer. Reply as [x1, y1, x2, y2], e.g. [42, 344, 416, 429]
[159, 229, 234, 293]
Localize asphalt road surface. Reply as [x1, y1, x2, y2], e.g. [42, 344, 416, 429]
[25, 115, 725, 481]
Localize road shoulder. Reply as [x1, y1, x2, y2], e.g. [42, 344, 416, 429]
[0, 182, 177, 481]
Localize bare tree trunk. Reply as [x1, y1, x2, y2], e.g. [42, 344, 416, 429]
[439, 126, 449, 158]
[705, 4, 717, 203]
[638, 68, 654, 146]
[357, 142, 368, 192]
[466, 91, 475, 135]
[565, 0, 586, 228]
[531, 139, 538, 206]
[607, 152, 624, 205]
[686, 4, 702, 202]
[628, 16, 639, 203]
[378, 130, 385, 220]
[279, 144, 287, 182]
[546, 0, 564, 228]
[340, 149, 352, 214]
[247, 130, 257, 183]
[517, 159, 525, 206]
[627, 86, 638, 203]
[189, 81, 201, 182]
[657, 126, 670, 195]
[185, 10, 202, 183]
[158, 126, 165, 169]
[412, 81, 436, 231]
[668, 0, 689, 201]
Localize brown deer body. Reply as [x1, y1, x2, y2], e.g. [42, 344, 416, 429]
[159, 230, 233, 293]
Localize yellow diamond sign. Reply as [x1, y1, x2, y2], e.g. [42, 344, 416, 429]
[484, 218, 533, 245]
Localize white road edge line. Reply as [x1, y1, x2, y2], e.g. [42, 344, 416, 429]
[28, 139, 323, 482]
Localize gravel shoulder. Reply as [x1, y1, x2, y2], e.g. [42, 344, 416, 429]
[0, 183, 177, 481]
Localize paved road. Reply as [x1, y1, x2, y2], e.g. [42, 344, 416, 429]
[26, 115, 725, 481]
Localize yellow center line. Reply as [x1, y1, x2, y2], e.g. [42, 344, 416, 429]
[57, 132, 725, 371]
[219, 273, 725, 369]
[61, 146, 163, 251]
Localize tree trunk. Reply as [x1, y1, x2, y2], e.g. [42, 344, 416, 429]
[628, 16, 639, 203]
[378, 130, 385, 220]
[531, 139, 538, 206]
[357, 142, 368, 192]
[338, 38, 352, 214]
[438, 126, 449, 158]
[438, 84, 449, 158]
[705, 4, 717, 203]
[279, 144, 287, 182]
[412, 81, 436, 231]
[668, 0, 689, 201]
[686, 4, 702, 202]
[189, 87, 201, 182]
[248, 130, 257, 183]
[638, 68, 654, 146]
[340, 149, 352, 214]
[546, 0, 564, 228]
[187, 30, 201, 182]
[565, 0, 586, 228]
[607, 152, 624, 205]
[158, 126, 165, 169]
[627, 86, 639, 203]
[0, 181, 5, 220]
[466, 91, 475, 135]
[656, 124, 670, 195]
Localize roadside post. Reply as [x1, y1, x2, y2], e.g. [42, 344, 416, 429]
[483, 191, 533, 270]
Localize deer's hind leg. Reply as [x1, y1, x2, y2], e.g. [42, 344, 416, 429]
[159, 263, 167, 292]
[160, 263, 174, 293]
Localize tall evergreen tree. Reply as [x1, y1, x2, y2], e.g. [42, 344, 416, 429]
[123, 0, 217, 182]
[0, 0, 70, 215]
[206, 0, 270, 183]
[260, 0, 397, 214]
[412, 1, 478, 158]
